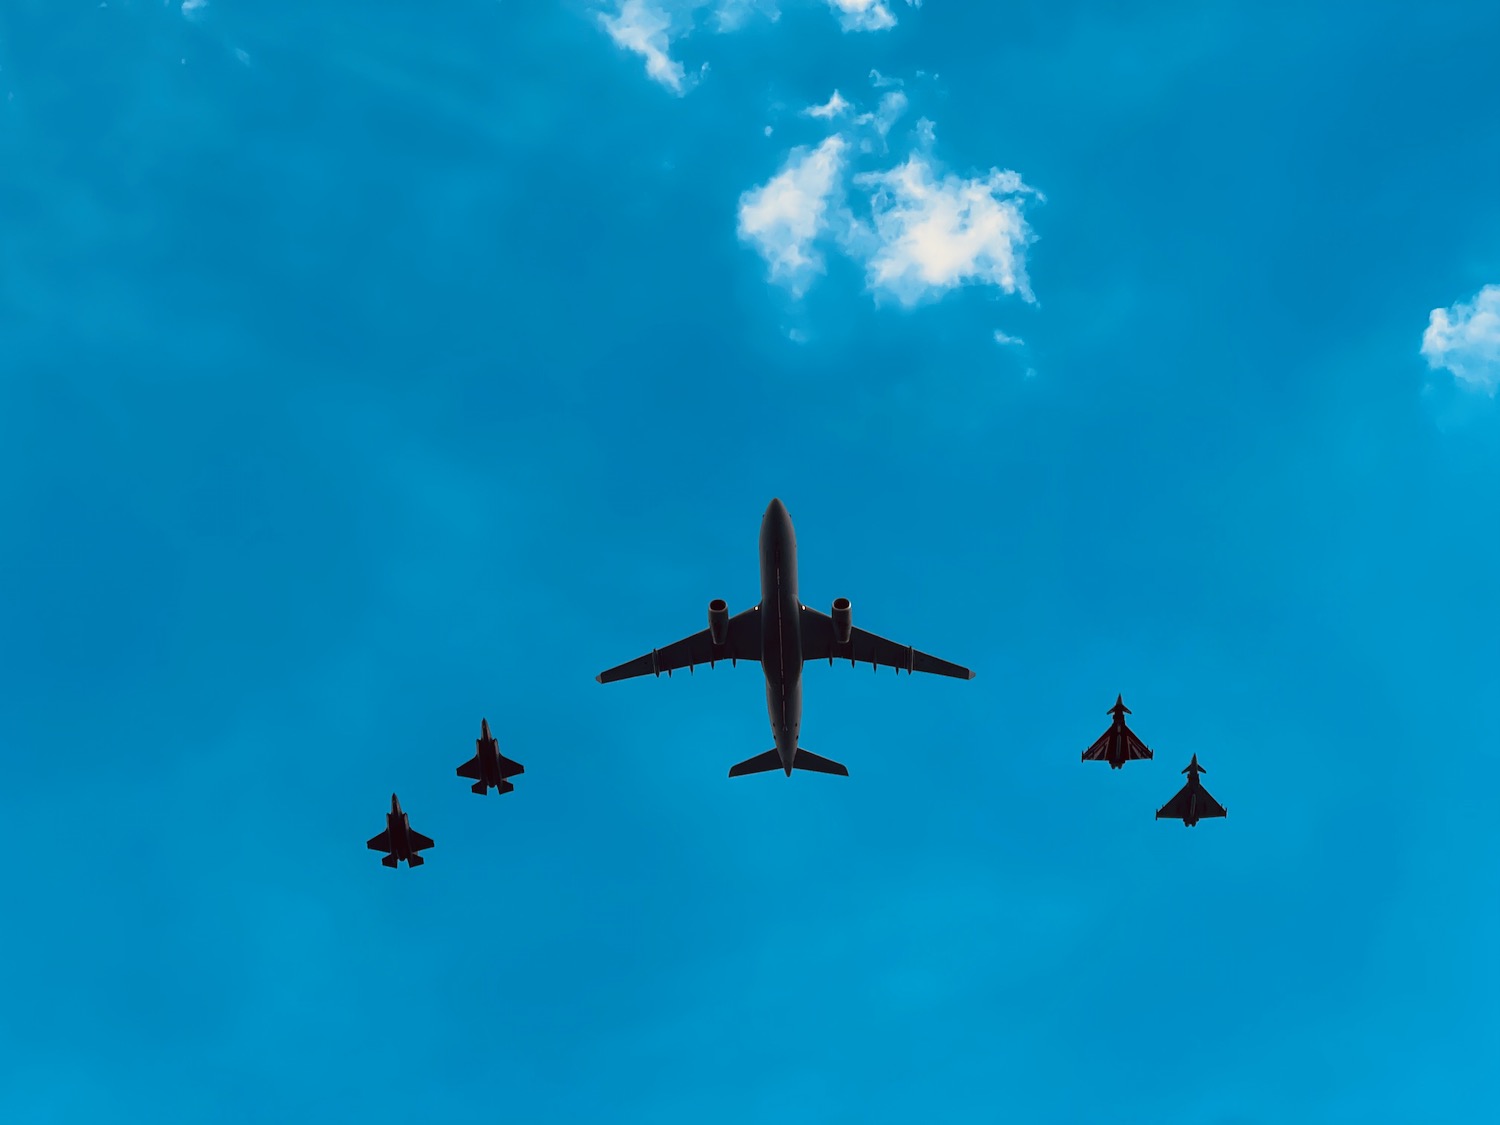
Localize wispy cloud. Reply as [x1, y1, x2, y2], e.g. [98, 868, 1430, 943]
[736, 136, 849, 298]
[597, 0, 911, 91]
[804, 90, 851, 120]
[993, 330, 1024, 347]
[828, 0, 920, 33]
[1422, 284, 1500, 395]
[598, 1, 689, 93]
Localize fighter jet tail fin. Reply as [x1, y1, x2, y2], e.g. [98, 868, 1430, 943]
[792, 748, 849, 776]
[470, 779, 515, 795]
[728, 750, 783, 777]
[381, 855, 398, 868]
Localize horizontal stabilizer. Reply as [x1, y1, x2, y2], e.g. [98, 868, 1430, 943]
[729, 749, 783, 777]
[793, 749, 848, 776]
[381, 854, 397, 868]
[408, 854, 425, 867]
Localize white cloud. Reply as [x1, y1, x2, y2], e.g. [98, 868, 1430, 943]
[739, 87, 1043, 311]
[1422, 284, 1500, 394]
[993, 330, 1024, 346]
[827, 0, 918, 32]
[180, 0, 207, 18]
[851, 154, 1042, 307]
[869, 68, 903, 87]
[804, 90, 851, 119]
[713, 0, 780, 31]
[850, 90, 908, 150]
[736, 136, 849, 297]
[598, 0, 689, 93]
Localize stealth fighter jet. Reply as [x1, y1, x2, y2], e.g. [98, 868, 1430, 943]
[457, 718, 525, 795]
[596, 498, 975, 778]
[366, 794, 435, 867]
[1155, 755, 1227, 827]
[1081, 695, 1154, 769]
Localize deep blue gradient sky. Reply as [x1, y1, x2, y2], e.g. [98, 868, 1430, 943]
[3, 2, 1499, 1123]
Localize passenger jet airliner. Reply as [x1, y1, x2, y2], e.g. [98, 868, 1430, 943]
[596, 498, 974, 777]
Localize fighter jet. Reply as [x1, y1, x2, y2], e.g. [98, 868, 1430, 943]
[457, 718, 525, 794]
[1081, 694, 1154, 769]
[595, 498, 974, 778]
[366, 794, 435, 867]
[1155, 755, 1227, 827]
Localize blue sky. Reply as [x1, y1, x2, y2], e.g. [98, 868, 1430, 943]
[2, 1, 1498, 1122]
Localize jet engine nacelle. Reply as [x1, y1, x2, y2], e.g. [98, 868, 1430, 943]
[708, 598, 730, 646]
[831, 597, 852, 644]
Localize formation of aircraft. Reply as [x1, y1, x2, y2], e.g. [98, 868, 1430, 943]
[368, 719, 525, 869]
[368, 500, 1228, 866]
[1079, 696, 1228, 826]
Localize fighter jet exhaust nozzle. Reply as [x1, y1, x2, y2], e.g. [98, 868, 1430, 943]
[708, 599, 730, 645]
[831, 597, 852, 644]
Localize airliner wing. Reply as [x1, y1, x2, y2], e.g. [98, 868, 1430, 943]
[596, 607, 761, 683]
[799, 606, 975, 680]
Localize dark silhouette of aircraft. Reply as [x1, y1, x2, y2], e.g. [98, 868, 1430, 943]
[1081, 694, 1154, 768]
[595, 498, 974, 778]
[457, 718, 524, 794]
[366, 794, 435, 867]
[1155, 755, 1227, 827]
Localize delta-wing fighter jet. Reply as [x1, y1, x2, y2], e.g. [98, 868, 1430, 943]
[1081, 695, 1154, 769]
[366, 794, 435, 867]
[596, 498, 975, 778]
[457, 718, 525, 794]
[1155, 755, 1227, 827]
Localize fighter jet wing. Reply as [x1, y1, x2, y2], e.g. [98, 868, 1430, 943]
[800, 606, 975, 679]
[1156, 786, 1227, 822]
[1193, 788, 1227, 819]
[1081, 726, 1152, 762]
[1155, 786, 1190, 821]
[366, 829, 391, 852]
[408, 830, 435, 851]
[597, 608, 762, 683]
[456, 756, 483, 781]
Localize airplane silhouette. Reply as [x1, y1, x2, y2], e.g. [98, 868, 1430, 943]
[1081, 694, 1154, 768]
[1155, 755, 1227, 827]
[457, 718, 525, 795]
[366, 794, 435, 867]
[596, 498, 974, 777]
